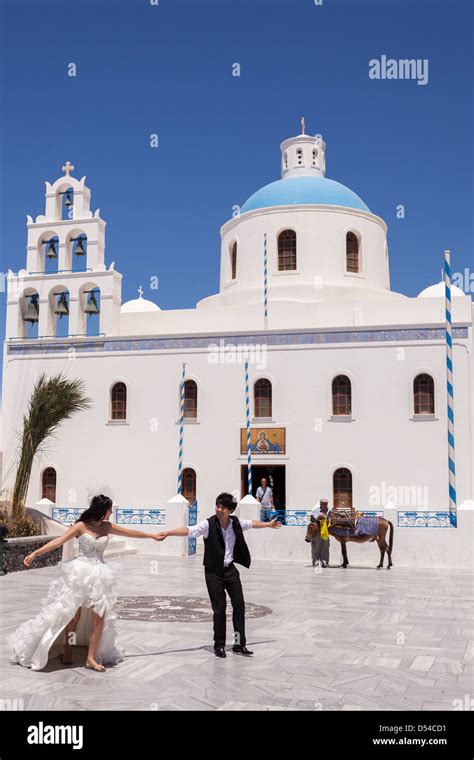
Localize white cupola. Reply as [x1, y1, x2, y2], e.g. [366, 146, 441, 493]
[280, 117, 326, 179]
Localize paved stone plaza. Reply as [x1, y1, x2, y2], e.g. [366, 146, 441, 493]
[1, 554, 472, 711]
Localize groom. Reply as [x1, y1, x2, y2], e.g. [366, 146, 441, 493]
[158, 492, 282, 658]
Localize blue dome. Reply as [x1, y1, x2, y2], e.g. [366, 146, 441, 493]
[240, 175, 370, 214]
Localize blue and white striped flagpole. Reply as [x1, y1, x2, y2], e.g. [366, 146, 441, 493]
[444, 250, 457, 524]
[245, 360, 252, 495]
[177, 362, 186, 494]
[263, 233, 268, 329]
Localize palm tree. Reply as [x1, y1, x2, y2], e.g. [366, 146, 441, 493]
[11, 374, 92, 519]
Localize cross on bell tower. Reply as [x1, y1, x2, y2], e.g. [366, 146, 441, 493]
[62, 161, 75, 176]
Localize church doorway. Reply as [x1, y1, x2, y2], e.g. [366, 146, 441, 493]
[240, 464, 286, 519]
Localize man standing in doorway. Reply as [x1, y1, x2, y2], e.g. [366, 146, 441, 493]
[158, 492, 282, 658]
[310, 498, 331, 568]
[256, 477, 274, 522]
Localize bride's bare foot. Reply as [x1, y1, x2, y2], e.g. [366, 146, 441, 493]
[85, 658, 106, 672]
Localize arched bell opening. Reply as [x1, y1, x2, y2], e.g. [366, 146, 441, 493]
[38, 233, 59, 274]
[66, 232, 88, 272]
[19, 287, 40, 339]
[49, 285, 70, 338]
[78, 284, 101, 336]
[58, 185, 74, 221]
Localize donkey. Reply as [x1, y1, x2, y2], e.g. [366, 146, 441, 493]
[304, 514, 394, 569]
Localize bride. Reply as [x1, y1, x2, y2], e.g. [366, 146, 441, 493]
[7, 494, 163, 672]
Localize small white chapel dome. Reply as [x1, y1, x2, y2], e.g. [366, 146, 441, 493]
[121, 286, 161, 313]
[417, 281, 465, 299]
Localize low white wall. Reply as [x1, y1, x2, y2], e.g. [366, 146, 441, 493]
[245, 508, 473, 570]
[28, 502, 473, 570]
[124, 499, 190, 557]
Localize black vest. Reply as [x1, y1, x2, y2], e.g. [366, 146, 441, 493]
[203, 515, 251, 572]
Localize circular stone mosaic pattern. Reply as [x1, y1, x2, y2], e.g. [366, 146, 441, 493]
[116, 595, 272, 623]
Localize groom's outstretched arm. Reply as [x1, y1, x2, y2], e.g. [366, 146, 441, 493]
[160, 526, 190, 539]
[159, 519, 209, 541]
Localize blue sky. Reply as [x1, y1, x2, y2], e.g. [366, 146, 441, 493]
[0, 0, 472, 345]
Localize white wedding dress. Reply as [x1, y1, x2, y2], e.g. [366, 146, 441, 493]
[7, 533, 125, 671]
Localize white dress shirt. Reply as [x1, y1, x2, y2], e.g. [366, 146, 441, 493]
[188, 517, 253, 566]
[256, 486, 273, 507]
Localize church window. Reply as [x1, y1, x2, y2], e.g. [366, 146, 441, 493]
[42, 467, 57, 502]
[111, 382, 127, 420]
[184, 380, 198, 419]
[346, 232, 359, 273]
[278, 229, 297, 271]
[414, 374, 435, 415]
[332, 375, 352, 415]
[254, 378, 272, 418]
[182, 468, 197, 504]
[333, 468, 352, 509]
[230, 241, 237, 280]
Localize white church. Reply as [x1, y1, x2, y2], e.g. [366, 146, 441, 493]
[2, 125, 473, 568]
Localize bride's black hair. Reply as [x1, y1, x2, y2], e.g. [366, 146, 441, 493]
[76, 494, 113, 524]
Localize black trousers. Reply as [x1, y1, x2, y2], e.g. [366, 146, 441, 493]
[204, 563, 246, 649]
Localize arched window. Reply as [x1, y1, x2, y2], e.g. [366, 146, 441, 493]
[184, 380, 198, 418]
[414, 374, 435, 415]
[230, 241, 237, 280]
[333, 468, 352, 509]
[111, 382, 127, 420]
[332, 375, 352, 416]
[254, 378, 272, 418]
[182, 468, 197, 504]
[42, 467, 57, 502]
[278, 229, 297, 271]
[346, 232, 359, 273]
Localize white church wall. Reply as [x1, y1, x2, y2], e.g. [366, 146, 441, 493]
[2, 332, 471, 527]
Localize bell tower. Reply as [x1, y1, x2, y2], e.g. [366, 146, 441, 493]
[6, 162, 122, 340]
[280, 117, 326, 179]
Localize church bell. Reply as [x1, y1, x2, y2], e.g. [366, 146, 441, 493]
[74, 238, 86, 256]
[22, 296, 39, 324]
[54, 292, 69, 318]
[84, 292, 100, 316]
[45, 239, 57, 259]
[64, 191, 73, 207]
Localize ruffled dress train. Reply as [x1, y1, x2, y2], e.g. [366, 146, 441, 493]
[6, 533, 125, 671]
